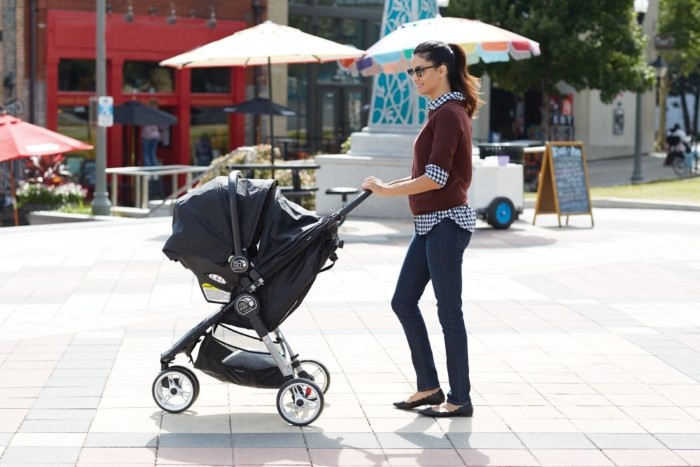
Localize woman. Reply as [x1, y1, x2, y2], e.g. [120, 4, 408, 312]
[362, 41, 482, 417]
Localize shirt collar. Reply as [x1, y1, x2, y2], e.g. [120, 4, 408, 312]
[428, 91, 465, 111]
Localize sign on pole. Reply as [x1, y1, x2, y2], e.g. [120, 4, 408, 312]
[97, 96, 113, 127]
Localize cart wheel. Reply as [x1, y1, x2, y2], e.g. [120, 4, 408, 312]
[487, 197, 516, 230]
[152, 367, 199, 413]
[672, 155, 687, 176]
[276, 378, 324, 426]
[297, 359, 331, 394]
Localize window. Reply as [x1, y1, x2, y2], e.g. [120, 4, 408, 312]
[123, 61, 174, 93]
[58, 59, 95, 92]
[57, 106, 93, 157]
[287, 64, 308, 142]
[191, 68, 231, 93]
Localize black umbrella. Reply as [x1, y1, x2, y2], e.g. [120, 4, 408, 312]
[113, 101, 178, 126]
[224, 97, 296, 117]
[113, 101, 177, 166]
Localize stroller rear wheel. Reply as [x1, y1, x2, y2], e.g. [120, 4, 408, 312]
[297, 359, 331, 394]
[152, 367, 200, 413]
[276, 378, 324, 426]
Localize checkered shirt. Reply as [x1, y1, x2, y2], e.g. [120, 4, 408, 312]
[428, 91, 466, 111]
[414, 92, 476, 235]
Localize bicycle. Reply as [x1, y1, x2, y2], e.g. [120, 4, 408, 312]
[668, 135, 699, 177]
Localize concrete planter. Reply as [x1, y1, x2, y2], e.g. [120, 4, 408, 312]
[27, 210, 114, 225]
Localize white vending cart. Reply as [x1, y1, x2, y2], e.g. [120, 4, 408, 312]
[467, 157, 524, 229]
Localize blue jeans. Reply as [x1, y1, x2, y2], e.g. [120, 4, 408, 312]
[391, 218, 472, 406]
[142, 138, 159, 166]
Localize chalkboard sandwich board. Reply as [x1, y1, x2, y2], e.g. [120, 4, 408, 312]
[533, 141, 594, 227]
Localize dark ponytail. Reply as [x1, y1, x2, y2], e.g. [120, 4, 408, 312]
[413, 41, 484, 118]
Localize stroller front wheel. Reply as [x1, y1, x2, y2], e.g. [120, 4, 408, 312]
[152, 367, 199, 413]
[276, 378, 324, 426]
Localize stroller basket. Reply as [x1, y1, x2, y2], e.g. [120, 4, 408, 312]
[194, 324, 285, 389]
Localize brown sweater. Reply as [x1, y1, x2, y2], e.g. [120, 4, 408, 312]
[408, 99, 473, 215]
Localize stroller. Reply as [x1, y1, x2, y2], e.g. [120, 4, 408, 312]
[153, 171, 369, 425]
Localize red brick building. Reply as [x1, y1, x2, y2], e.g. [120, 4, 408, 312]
[25, 0, 262, 169]
[2, 0, 383, 180]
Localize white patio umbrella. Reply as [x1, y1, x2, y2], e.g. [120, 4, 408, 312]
[160, 21, 365, 163]
[351, 16, 541, 76]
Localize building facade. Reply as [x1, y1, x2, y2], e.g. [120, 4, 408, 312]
[1, 0, 662, 177]
[6, 0, 254, 170]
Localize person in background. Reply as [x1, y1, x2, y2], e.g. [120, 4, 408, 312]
[669, 123, 691, 153]
[362, 40, 482, 418]
[195, 134, 214, 166]
[669, 123, 697, 172]
[141, 124, 160, 166]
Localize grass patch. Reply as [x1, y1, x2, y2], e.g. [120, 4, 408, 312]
[525, 176, 700, 203]
[56, 203, 93, 215]
[590, 177, 700, 202]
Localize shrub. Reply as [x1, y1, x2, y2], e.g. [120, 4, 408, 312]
[16, 182, 87, 209]
[198, 144, 316, 210]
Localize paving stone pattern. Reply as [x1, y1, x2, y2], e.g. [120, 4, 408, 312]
[0, 205, 699, 466]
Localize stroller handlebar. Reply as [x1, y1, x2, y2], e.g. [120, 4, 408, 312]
[334, 189, 371, 220]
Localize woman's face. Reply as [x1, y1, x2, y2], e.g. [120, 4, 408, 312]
[409, 54, 443, 100]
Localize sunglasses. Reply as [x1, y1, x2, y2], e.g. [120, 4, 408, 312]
[406, 65, 437, 78]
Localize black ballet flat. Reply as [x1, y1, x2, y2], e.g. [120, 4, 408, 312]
[393, 389, 445, 410]
[418, 401, 473, 418]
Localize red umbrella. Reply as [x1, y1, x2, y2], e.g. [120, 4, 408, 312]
[0, 112, 93, 225]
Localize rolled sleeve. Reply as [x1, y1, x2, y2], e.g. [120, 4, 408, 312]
[425, 164, 448, 187]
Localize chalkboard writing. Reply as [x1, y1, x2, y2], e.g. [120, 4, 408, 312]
[550, 144, 590, 214]
[533, 141, 593, 227]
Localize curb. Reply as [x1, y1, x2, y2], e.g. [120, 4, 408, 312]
[524, 198, 700, 212]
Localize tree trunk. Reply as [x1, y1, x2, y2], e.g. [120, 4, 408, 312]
[693, 82, 699, 135]
[656, 73, 669, 150]
[681, 91, 691, 132]
[541, 91, 551, 141]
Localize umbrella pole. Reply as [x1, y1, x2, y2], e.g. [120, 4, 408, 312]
[131, 126, 136, 167]
[10, 163, 18, 226]
[267, 58, 275, 177]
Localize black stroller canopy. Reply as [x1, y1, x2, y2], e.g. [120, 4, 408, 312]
[164, 175, 323, 266]
[163, 176, 277, 265]
[163, 174, 335, 331]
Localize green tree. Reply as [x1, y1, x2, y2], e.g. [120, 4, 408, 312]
[447, 0, 655, 136]
[658, 0, 700, 134]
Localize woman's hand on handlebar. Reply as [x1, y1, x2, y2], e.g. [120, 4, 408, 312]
[362, 176, 389, 196]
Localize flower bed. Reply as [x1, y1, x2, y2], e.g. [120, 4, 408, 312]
[16, 181, 88, 211]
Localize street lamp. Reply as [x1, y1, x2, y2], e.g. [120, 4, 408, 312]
[92, 0, 112, 215]
[631, 0, 649, 184]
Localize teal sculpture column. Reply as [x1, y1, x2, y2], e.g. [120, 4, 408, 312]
[369, 0, 438, 131]
[316, 0, 439, 219]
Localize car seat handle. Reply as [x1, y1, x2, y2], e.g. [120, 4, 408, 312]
[228, 171, 243, 256]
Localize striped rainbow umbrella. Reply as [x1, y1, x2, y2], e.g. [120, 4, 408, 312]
[348, 16, 541, 76]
